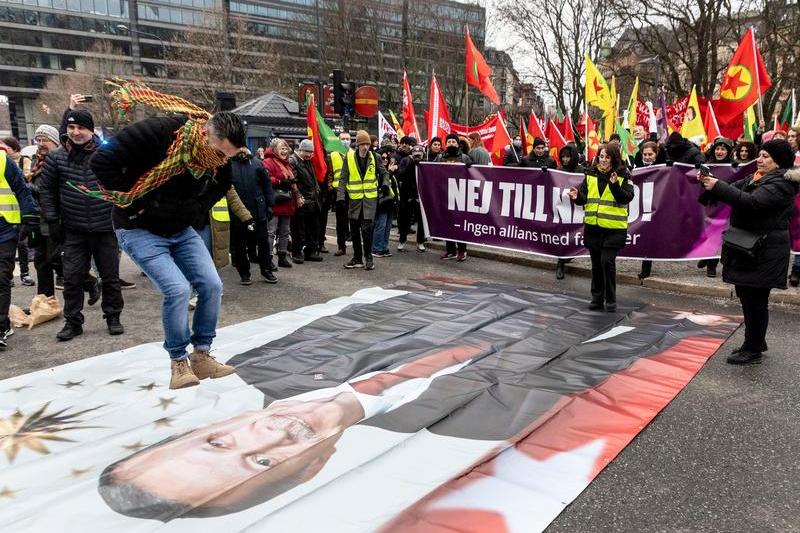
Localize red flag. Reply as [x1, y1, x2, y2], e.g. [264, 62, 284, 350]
[519, 116, 530, 155]
[586, 115, 600, 163]
[402, 69, 422, 141]
[562, 114, 576, 143]
[547, 119, 567, 159]
[465, 27, 500, 105]
[528, 111, 546, 143]
[491, 112, 513, 165]
[702, 103, 722, 150]
[715, 27, 772, 124]
[305, 94, 327, 181]
[427, 73, 452, 141]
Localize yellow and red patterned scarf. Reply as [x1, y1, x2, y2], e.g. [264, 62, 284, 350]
[71, 80, 227, 208]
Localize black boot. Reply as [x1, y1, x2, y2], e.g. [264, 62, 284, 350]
[697, 260, 707, 269]
[106, 316, 124, 336]
[790, 267, 800, 287]
[706, 264, 717, 278]
[726, 349, 763, 365]
[87, 279, 101, 306]
[278, 254, 292, 268]
[555, 260, 566, 280]
[638, 261, 652, 280]
[57, 322, 83, 341]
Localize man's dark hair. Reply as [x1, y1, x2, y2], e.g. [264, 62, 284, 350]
[609, 133, 621, 142]
[1, 136, 21, 152]
[208, 111, 246, 148]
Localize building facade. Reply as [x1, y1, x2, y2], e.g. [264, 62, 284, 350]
[0, 0, 487, 141]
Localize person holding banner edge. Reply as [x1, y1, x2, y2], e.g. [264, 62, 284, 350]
[568, 143, 634, 312]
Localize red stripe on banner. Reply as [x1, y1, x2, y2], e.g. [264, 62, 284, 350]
[379, 336, 724, 533]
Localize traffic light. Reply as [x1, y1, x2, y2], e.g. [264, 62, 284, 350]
[330, 69, 354, 117]
[340, 82, 355, 117]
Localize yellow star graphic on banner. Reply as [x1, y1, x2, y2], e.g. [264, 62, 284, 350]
[70, 467, 92, 479]
[153, 417, 174, 429]
[0, 403, 103, 463]
[154, 397, 177, 411]
[59, 380, 85, 389]
[122, 440, 146, 452]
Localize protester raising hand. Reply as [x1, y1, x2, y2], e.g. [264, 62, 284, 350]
[568, 187, 578, 200]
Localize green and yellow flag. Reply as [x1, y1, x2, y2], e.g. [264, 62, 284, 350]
[626, 77, 639, 131]
[743, 104, 757, 142]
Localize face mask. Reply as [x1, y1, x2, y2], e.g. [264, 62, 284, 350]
[513, 140, 522, 149]
[445, 146, 461, 157]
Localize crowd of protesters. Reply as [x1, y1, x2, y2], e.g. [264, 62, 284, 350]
[1, 91, 798, 370]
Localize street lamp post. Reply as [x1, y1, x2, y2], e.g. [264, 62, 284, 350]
[637, 55, 661, 97]
[117, 24, 168, 78]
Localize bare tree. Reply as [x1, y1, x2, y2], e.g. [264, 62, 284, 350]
[496, 0, 623, 122]
[758, 0, 800, 121]
[607, 0, 756, 101]
[32, 40, 134, 133]
[166, 9, 287, 109]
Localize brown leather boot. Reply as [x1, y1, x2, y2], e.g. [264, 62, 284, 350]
[170, 359, 200, 389]
[189, 349, 235, 380]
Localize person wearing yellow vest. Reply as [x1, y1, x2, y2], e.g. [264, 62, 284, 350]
[568, 143, 634, 312]
[336, 129, 389, 270]
[0, 149, 40, 350]
[328, 131, 352, 256]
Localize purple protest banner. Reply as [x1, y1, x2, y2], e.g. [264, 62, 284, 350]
[417, 161, 768, 260]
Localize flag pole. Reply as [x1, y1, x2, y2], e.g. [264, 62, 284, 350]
[584, 102, 589, 161]
[464, 24, 470, 129]
[751, 26, 765, 127]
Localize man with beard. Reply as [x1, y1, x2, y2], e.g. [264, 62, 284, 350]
[40, 106, 124, 341]
[337, 130, 389, 271]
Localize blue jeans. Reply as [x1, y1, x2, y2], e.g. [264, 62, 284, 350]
[196, 224, 212, 254]
[372, 210, 393, 253]
[115, 227, 222, 360]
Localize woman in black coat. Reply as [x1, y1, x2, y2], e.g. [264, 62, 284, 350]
[698, 139, 800, 364]
[568, 143, 635, 312]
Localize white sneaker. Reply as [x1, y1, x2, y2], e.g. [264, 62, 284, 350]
[417, 243, 426, 252]
[397, 242, 405, 251]
[188, 295, 198, 310]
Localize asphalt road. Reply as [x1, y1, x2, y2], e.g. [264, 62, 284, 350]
[3, 235, 799, 533]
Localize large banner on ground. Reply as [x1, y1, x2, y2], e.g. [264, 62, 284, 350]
[417, 161, 800, 258]
[0, 281, 740, 532]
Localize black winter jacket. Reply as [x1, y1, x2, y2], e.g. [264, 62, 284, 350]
[90, 117, 233, 237]
[230, 152, 274, 224]
[396, 154, 418, 200]
[707, 167, 800, 289]
[665, 138, 706, 165]
[289, 154, 320, 210]
[521, 151, 557, 169]
[39, 136, 114, 233]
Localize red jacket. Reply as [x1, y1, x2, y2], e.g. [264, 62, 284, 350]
[262, 148, 296, 217]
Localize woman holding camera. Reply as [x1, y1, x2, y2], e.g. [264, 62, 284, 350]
[698, 139, 799, 364]
[568, 143, 634, 312]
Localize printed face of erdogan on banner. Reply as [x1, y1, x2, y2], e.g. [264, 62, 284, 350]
[98, 393, 365, 521]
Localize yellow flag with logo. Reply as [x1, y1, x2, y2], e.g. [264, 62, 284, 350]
[584, 54, 613, 111]
[680, 86, 706, 147]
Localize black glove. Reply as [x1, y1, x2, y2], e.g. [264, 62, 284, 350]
[243, 218, 255, 232]
[380, 184, 390, 196]
[23, 215, 41, 247]
[465, 160, 473, 169]
[336, 198, 346, 208]
[46, 221, 64, 244]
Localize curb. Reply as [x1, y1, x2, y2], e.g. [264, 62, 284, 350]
[325, 227, 800, 306]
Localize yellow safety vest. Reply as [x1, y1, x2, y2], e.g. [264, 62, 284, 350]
[0, 154, 20, 224]
[331, 151, 345, 189]
[346, 150, 378, 200]
[583, 174, 628, 230]
[211, 197, 230, 222]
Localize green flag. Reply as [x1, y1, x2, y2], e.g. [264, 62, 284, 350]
[780, 90, 795, 130]
[305, 93, 348, 155]
[615, 119, 637, 160]
[315, 109, 348, 154]
[743, 104, 757, 142]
